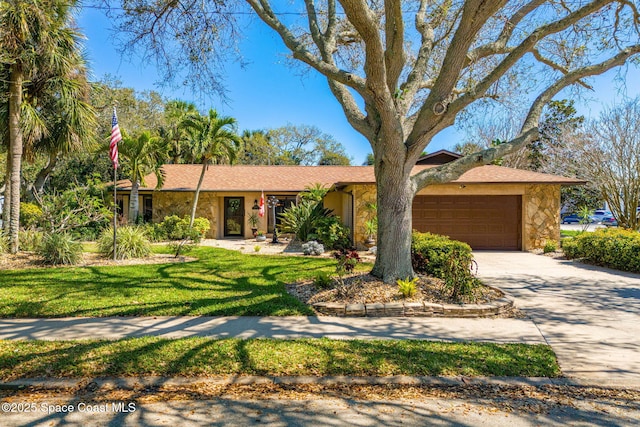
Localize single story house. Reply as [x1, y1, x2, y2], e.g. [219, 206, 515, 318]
[116, 151, 584, 251]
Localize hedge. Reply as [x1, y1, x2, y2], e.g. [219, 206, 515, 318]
[411, 231, 474, 278]
[562, 228, 640, 273]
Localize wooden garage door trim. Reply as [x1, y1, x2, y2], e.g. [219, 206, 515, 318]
[412, 195, 522, 250]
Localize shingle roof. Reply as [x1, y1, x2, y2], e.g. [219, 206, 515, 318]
[117, 164, 585, 191]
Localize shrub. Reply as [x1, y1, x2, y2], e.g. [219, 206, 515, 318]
[397, 277, 418, 298]
[253, 245, 261, 252]
[18, 229, 44, 252]
[411, 231, 474, 279]
[315, 216, 351, 250]
[158, 215, 210, 242]
[561, 238, 580, 259]
[441, 249, 481, 301]
[38, 233, 83, 265]
[141, 223, 167, 242]
[20, 202, 43, 229]
[333, 248, 361, 285]
[302, 240, 325, 256]
[279, 200, 332, 242]
[191, 217, 210, 239]
[313, 272, 334, 290]
[562, 228, 640, 273]
[99, 226, 151, 260]
[159, 215, 183, 240]
[543, 240, 557, 253]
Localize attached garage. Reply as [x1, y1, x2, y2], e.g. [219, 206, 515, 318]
[412, 195, 522, 250]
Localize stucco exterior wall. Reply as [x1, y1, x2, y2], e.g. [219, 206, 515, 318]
[349, 184, 377, 247]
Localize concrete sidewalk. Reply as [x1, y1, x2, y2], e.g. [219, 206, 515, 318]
[0, 316, 545, 343]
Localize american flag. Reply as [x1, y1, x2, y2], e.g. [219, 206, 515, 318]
[110, 107, 122, 169]
[259, 191, 265, 217]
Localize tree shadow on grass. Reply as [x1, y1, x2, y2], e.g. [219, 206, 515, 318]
[0, 248, 329, 317]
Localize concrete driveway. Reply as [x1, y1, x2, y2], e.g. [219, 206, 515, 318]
[474, 251, 640, 385]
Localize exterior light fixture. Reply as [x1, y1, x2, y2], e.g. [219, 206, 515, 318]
[267, 195, 280, 243]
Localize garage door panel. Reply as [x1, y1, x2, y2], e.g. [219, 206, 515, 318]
[412, 195, 521, 250]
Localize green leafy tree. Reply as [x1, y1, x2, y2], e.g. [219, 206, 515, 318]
[181, 109, 241, 226]
[111, 0, 640, 282]
[240, 129, 274, 165]
[267, 124, 349, 165]
[119, 131, 168, 223]
[159, 100, 198, 163]
[1, 0, 89, 253]
[36, 177, 112, 235]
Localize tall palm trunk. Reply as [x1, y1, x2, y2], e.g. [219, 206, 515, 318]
[3, 155, 12, 233]
[190, 162, 207, 227]
[8, 65, 24, 253]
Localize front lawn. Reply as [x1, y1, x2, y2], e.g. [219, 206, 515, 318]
[0, 247, 343, 317]
[0, 338, 561, 380]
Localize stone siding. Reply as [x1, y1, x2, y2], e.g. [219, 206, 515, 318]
[153, 192, 219, 238]
[523, 184, 561, 250]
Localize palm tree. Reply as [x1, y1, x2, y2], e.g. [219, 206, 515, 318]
[118, 131, 168, 223]
[0, 0, 84, 252]
[159, 100, 197, 164]
[181, 109, 241, 226]
[25, 31, 97, 196]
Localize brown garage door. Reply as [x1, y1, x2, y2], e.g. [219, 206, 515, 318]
[412, 195, 521, 250]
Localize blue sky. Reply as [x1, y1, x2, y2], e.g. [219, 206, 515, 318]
[77, 7, 639, 166]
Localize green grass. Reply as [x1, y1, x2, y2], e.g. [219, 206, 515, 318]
[0, 246, 347, 317]
[560, 230, 583, 239]
[0, 338, 561, 380]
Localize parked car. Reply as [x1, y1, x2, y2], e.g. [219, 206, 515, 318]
[591, 210, 612, 224]
[561, 213, 591, 224]
[601, 216, 618, 227]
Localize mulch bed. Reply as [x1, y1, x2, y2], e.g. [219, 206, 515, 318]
[287, 273, 503, 306]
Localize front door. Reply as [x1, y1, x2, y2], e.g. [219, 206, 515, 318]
[224, 197, 244, 237]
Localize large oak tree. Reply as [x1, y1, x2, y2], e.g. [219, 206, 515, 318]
[108, 0, 640, 282]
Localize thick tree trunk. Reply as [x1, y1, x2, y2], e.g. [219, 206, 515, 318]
[8, 66, 24, 253]
[128, 180, 140, 224]
[190, 162, 207, 227]
[370, 158, 416, 283]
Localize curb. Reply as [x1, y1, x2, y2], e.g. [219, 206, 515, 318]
[2, 375, 638, 392]
[313, 286, 514, 317]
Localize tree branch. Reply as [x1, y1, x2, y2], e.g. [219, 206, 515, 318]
[398, 0, 434, 116]
[411, 127, 539, 190]
[406, 0, 508, 155]
[245, 0, 367, 94]
[447, 0, 618, 127]
[532, 48, 593, 90]
[384, 0, 405, 93]
[339, 0, 392, 107]
[520, 44, 640, 132]
[466, 0, 546, 64]
[411, 44, 640, 193]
